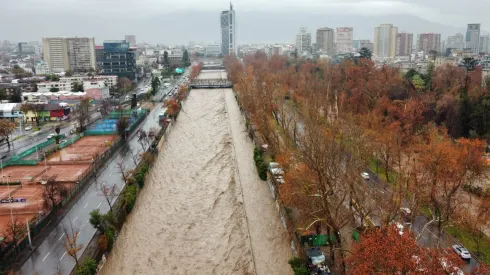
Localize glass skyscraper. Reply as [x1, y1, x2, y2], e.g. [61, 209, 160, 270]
[102, 40, 137, 80]
[220, 3, 236, 56]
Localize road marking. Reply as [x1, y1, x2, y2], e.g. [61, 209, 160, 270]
[42, 252, 50, 262]
[58, 233, 65, 241]
[84, 203, 88, 208]
[97, 202, 102, 209]
[73, 216, 78, 223]
[93, 191, 97, 196]
[60, 251, 66, 261]
[86, 220, 89, 224]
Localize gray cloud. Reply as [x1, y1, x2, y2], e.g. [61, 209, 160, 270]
[0, 0, 488, 44]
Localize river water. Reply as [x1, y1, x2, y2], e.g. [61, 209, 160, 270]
[100, 71, 291, 275]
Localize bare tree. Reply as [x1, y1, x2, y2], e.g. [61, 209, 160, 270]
[75, 97, 91, 132]
[101, 183, 118, 212]
[42, 176, 69, 210]
[127, 146, 139, 166]
[137, 129, 149, 151]
[116, 159, 130, 185]
[63, 222, 83, 267]
[4, 217, 26, 252]
[0, 119, 16, 150]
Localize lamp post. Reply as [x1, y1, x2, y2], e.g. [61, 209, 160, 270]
[43, 151, 47, 169]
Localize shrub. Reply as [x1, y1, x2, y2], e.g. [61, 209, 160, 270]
[288, 257, 309, 275]
[253, 147, 268, 181]
[105, 228, 115, 251]
[124, 185, 137, 213]
[74, 258, 97, 275]
[134, 163, 149, 188]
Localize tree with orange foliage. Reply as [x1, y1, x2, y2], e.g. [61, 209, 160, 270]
[63, 222, 83, 267]
[416, 127, 485, 242]
[190, 62, 203, 80]
[279, 118, 372, 273]
[164, 98, 181, 120]
[98, 234, 109, 252]
[177, 84, 188, 101]
[347, 225, 464, 275]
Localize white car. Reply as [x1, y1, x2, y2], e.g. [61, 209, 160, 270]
[306, 247, 325, 265]
[395, 222, 404, 236]
[269, 162, 284, 175]
[47, 133, 55, 139]
[452, 245, 471, 260]
[361, 172, 370, 180]
[24, 126, 32, 131]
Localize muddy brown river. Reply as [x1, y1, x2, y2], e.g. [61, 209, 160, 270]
[100, 71, 292, 275]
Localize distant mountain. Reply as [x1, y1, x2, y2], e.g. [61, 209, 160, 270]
[0, 10, 472, 45]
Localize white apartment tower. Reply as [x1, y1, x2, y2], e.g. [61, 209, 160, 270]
[336, 27, 353, 53]
[296, 27, 312, 53]
[220, 3, 236, 56]
[42, 37, 70, 73]
[316, 27, 335, 56]
[42, 37, 96, 73]
[466, 24, 481, 54]
[66, 37, 96, 72]
[374, 24, 398, 58]
[446, 33, 465, 50]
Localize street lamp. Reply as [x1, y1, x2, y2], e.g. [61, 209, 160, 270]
[1, 173, 14, 226]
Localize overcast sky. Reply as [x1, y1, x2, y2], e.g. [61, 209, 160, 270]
[1, 0, 489, 44]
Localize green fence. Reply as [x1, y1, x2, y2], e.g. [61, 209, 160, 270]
[126, 111, 147, 133]
[84, 130, 116, 136]
[2, 134, 67, 169]
[108, 109, 146, 118]
[59, 134, 83, 149]
[10, 139, 53, 161]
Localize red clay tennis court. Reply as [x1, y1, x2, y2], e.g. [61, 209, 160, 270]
[0, 166, 48, 183]
[0, 213, 34, 236]
[47, 135, 116, 162]
[0, 185, 45, 215]
[41, 164, 90, 182]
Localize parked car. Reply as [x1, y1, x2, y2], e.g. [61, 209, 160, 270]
[306, 247, 326, 265]
[269, 162, 284, 175]
[395, 222, 404, 236]
[24, 126, 32, 131]
[60, 140, 67, 144]
[47, 133, 55, 139]
[452, 245, 471, 260]
[361, 172, 370, 180]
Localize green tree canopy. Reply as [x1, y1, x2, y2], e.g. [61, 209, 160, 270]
[359, 47, 372, 59]
[182, 50, 191, 66]
[411, 74, 425, 91]
[163, 51, 169, 66]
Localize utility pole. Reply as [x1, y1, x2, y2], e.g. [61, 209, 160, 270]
[26, 217, 33, 250]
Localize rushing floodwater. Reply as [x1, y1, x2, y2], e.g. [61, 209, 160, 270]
[100, 71, 291, 275]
